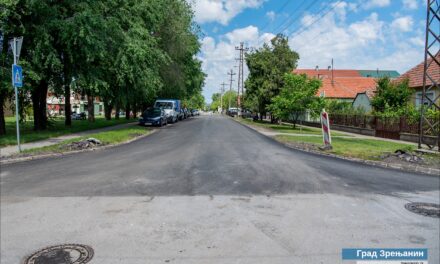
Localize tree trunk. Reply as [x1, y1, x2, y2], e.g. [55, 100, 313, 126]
[0, 91, 6, 135]
[125, 103, 130, 120]
[115, 103, 120, 119]
[132, 104, 137, 119]
[32, 80, 48, 130]
[104, 100, 112, 120]
[64, 81, 71, 126]
[87, 95, 95, 122]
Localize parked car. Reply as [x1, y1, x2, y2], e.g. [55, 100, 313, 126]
[178, 109, 185, 120]
[241, 110, 252, 118]
[154, 99, 181, 123]
[183, 108, 190, 119]
[192, 109, 200, 116]
[139, 107, 167, 127]
[71, 112, 86, 120]
[227, 108, 239, 117]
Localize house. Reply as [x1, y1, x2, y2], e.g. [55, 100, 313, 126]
[352, 90, 375, 113]
[292, 69, 379, 102]
[395, 52, 440, 107]
[47, 91, 104, 116]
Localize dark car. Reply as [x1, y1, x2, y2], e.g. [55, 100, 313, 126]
[71, 112, 86, 120]
[183, 108, 190, 119]
[178, 109, 185, 120]
[139, 108, 167, 127]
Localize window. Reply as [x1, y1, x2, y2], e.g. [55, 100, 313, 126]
[416, 91, 435, 107]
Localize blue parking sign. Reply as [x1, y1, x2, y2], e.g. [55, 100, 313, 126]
[12, 64, 23, 87]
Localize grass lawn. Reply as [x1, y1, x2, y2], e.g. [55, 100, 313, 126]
[23, 126, 150, 155]
[238, 118, 350, 136]
[275, 135, 415, 160]
[1, 116, 135, 147]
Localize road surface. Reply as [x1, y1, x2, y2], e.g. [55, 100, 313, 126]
[1, 115, 439, 263]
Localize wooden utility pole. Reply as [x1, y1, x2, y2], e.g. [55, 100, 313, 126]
[227, 69, 236, 110]
[220, 82, 227, 113]
[235, 42, 249, 112]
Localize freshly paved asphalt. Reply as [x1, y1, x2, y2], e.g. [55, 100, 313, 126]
[1, 115, 439, 263]
[1, 115, 438, 197]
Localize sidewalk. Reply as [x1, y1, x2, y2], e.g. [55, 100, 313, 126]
[0, 122, 137, 157]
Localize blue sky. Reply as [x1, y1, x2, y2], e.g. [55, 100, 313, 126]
[191, 0, 427, 102]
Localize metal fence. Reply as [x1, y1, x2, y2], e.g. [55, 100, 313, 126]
[328, 114, 439, 139]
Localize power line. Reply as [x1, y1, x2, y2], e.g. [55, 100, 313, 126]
[259, 0, 292, 33]
[290, 0, 344, 39]
[274, 0, 321, 35]
[291, 1, 361, 48]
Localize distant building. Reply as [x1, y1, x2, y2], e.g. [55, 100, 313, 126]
[395, 52, 440, 107]
[292, 69, 383, 102]
[46, 92, 104, 117]
[352, 91, 375, 113]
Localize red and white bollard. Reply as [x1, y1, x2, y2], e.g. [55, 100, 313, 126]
[320, 110, 332, 150]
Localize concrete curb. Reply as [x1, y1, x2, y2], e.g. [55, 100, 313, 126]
[0, 129, 157, 165]
[232, 118, 440, 176]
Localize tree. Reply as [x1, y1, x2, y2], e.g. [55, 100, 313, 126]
[371, 77, 411, 112]
[268, 73, 323, 128]
[210, 90, 237, 111]
[185, 92, 205, 109]
[0, 0, 205, 131]
[245, 34, 299, 121]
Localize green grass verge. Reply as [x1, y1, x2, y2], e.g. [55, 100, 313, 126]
[22, 126, 150, 155]
[1, 116, 135, 147]
[238, 118, 350, 136]
[275, 135, 415, 160]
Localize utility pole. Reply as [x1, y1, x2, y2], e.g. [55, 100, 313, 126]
[227, 69, 236, 111]
[419, 0, 440, 151]
[235, 59, 241, 108]
[235, 42, 249, 113]
[220, 82, 227, 114]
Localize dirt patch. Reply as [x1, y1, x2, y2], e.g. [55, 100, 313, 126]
[61, 138, 103, 151]
[380, 150, 440, 170]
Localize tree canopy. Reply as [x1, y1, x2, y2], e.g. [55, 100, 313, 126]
[0, 0, 205, 134]
[244, 34, 299, 120]
[268, 73, 323, 127]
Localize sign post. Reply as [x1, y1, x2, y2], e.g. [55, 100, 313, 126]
[320, 109, 332, 150]
[10, 37, 23, 152]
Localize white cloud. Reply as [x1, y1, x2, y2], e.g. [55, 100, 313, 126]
[402, 0, 418, 9]
[288, 3, 423, 75]
[192, 0, 265, 25]
[391, 16, 414, 32]
[198, 0, 424, 102]
[349, 13, 384, 43]
[364, 0, 391, 9]
[199, 26, 274, 102]
[266, 11, 275, 21]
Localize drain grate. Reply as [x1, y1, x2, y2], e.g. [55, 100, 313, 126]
[24, 244, 93, 264]
[405, 202, 440, 218]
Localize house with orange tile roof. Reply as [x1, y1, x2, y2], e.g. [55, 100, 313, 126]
[293, 68, 401, 113]
[395, 52, 440, 107]
[292, 69, 379, 103]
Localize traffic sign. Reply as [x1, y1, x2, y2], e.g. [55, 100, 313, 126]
[12, 64, 23, 87]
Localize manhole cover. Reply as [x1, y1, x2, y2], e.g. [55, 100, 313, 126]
[405, 202, 440, 218]
[24, 244, 93, 264]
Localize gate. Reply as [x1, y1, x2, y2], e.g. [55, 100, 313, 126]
[375, 117, 400, 140]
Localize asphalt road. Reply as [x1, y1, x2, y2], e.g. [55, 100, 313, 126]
[1, 114, 439, 263]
